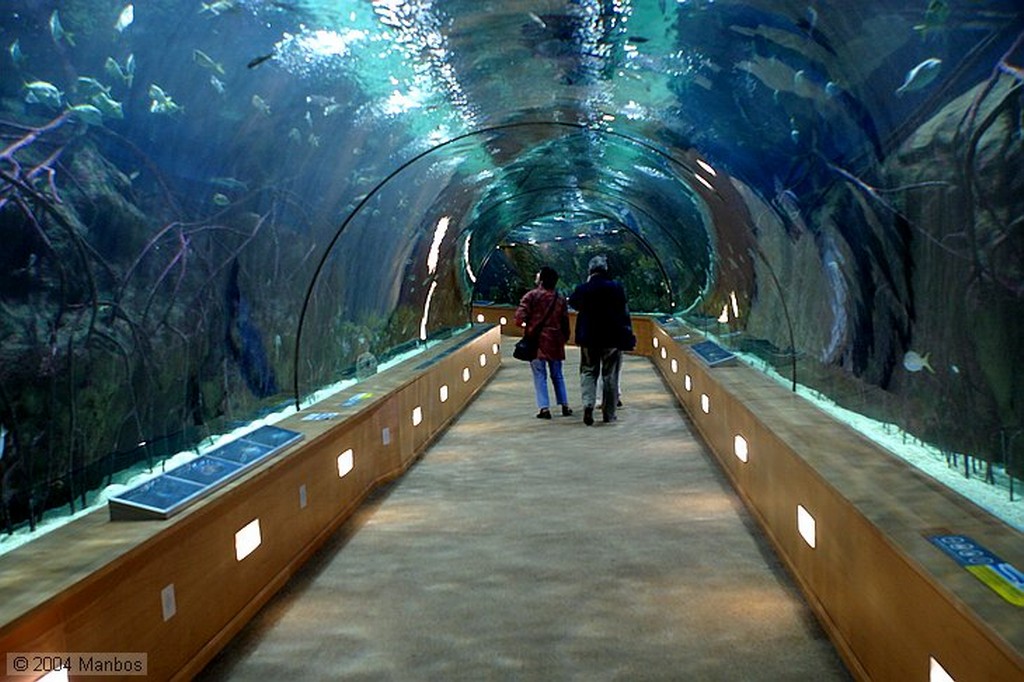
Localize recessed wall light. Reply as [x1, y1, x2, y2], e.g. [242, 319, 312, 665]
[439, 385, 449, 402]
[499, 316, 507, 325]
[660, 347, 667, 359]
[684, 374, 692, 392]
[653, 337, 660, 348]
[382, 427, 391, 445]
[412, 407, 423, 427]
[462, 367, 471, 382]
[479, 353, 487, 367]
[476, 313, 485, 323]
[337, 449, 354, 477]
[671, 358, 678, 374]
[700, 393, 710, 414]
[734, 435, 748, 463]
[797, 505, 816, 548]
[161, 584, 177, 622]
[235, 519, 262, 561]
[929, 657, 955, 682]
[299, 484, 308, 508]
[492, 343, 500, 354]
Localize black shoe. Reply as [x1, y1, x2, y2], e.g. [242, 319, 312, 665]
[537, 408, 552, 419]
[562, 405, 573, 416]
[583, 407, 594, 426]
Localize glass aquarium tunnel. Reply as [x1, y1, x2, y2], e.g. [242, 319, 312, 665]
[0, 1, 1022, 536]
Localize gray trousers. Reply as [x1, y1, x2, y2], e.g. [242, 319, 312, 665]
[580, 347, 622, 418]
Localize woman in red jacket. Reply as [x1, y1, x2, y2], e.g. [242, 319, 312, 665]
[515, 266, 573, 419]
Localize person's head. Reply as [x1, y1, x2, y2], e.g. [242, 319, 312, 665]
[588, 255, 608, 276]
[537, 266, 559, 290]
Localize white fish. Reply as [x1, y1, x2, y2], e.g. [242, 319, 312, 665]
[210, 75, 226, 94]
[251, 94, 270, 115]
[9, 39, 23, 67]
[77, 77, 110, 97]
[24, 81, 63, 109]
[200, 1, 236, 16]
[193, 49, 225, 76]
[49, 10, 75, 46]
[68, 104, 104, 126]
[148, 83, 182, 114]
[895, 58, 942, 96]
[90, 91, 124, 119]
[903, 350, 935, 373]
[115, 4, 134, 32]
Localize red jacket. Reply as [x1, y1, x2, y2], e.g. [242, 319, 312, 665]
[515, 287, 570, 361]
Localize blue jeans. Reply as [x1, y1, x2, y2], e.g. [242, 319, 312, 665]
[531, 359, 568, 409]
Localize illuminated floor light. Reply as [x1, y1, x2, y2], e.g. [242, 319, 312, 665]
[382, 426, 391, 445]
[492, 342, 499, 354]
[412, 406, 423, 427]
[439, 385, 449, 402]
[671, 358, 678, 374]
[700, 393, 710, 414]
[161, 584, 177, 622]
[734, 435, 749, 463]
[476, 313, 485, 323]
[479, 353, 487, 367]
[499, 316, 508, 325]
[929, 657, 956, 682]
[462, 367, 471, 382]
[660, 347, 667, 359]
[235, 519, 262, 561]
[337, 448, 354, 477]
[684, 374, 692, 392]
[653, 337, 660, 348]
[797, 505, 817, 548]
[299, 484, 308, 509]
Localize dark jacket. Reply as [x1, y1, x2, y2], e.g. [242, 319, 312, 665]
[515, 287, 570, 361]
[568, 273, 634, 350]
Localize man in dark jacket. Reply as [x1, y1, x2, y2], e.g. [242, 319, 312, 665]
[568, 255, 635, 425]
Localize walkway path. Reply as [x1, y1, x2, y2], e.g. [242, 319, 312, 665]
[199, 345, 850, 681]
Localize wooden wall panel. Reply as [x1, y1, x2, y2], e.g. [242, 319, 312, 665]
[646, 322, 1024, 682]
[0, 326, 502, 681]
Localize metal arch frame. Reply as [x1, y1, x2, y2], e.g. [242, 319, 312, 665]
[460, 183, 708, 303]
[292, 119, 793, 407]
[471, 207, 675, 308]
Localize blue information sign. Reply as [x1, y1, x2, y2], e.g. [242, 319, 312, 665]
[928, 534, 1024, 607]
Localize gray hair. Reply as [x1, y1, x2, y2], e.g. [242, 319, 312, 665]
[588, 255, 608, 274]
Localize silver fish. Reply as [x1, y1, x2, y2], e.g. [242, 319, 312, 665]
[902, 350, 935, 373]
[193, 49, 225, 76]
[90, 91, 124, 119]
[210, 75, 226, 94]
[896, 58, 942, 96]
[115, 4, 134, 33]
[200, 0, 236, 16]
[49, 10, 75, 46]
[24, 81, 63, 109]
[77, 77, 111, 98]
[251, 94, 270, 115]
[148, 83, 183, 114]
[9, 39, 23, 67]
[68, 104, 104, 126]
